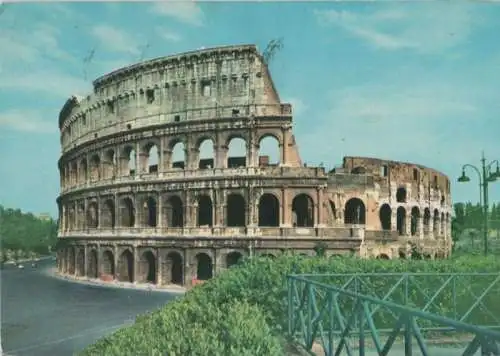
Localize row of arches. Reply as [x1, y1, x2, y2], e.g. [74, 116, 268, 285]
[378, 204, 450, 236]
[394, 186, 447, 207]
[60, 248, 245, 285]
[62, 136, 283, 187]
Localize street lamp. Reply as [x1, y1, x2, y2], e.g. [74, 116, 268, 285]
[457, 152, 499, 255]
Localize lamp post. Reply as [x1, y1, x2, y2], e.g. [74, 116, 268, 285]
[457, 152, 500, 255]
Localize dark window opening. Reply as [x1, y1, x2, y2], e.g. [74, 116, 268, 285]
[82, 114, 86, 126]
[232, 109, 240, 116]
[149, 164, 158, 173]
[413, 168, 419, 181]
[381, 165, 388, 177]
[174, 115, 180, 122]
[146, 89, 155, 103]
[107, 101, 114, 114]
[126, 124, 132, 130]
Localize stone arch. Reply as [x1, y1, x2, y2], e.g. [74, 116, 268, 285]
[67, 247, 75, 274]
[379, 204, 391, 230]
[377, 254, 390, 260]
[86, 201, 99, 228]
[101, 198, 115, 228]
[79, 158, 88, 183]
[120, 145, 136, 176]
[226, 251, 243, 268]
[197, 138, 215, 169]
[76, 249, 85, 277]
[143, 196, 157, 227]
[411, 207, 420, 236]
[145, 142, 159, 174]
[351, 166, 367, 174]
[171, 140, 185, 169]
[433, 209, 440, 234]
[397, 206, 406, 235]
[423, 208, 431, 234]
[396, 187, 407, 203]
[344, 198, 366, 225]
[227, 137, 247, 168]
[141, 250, 156, 284]
[258, 193, 280, 227]
[87, 249, 98, 278]
[101, 250, 114, 278]
[104, 149, 116, 179]
[195, 253, 213, 280]
[166, 251, 183, 285]
[165, 195, 184, 227]
[257, 134, 280, 166]
[89, 154, 101, 181]
[197, 195, 213, 227]
[117, 249, 134, 283]
[227, 193, 246, 227]
[120, 197, 135, 227]
[292, 193, 314, 227]
[77, 202, 85, 229]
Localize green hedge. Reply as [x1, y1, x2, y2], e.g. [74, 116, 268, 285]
[81, 255, 500, 355]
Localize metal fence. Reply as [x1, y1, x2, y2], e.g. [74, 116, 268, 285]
[287, 273, 500, 355]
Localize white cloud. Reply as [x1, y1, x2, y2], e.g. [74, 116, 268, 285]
[0, 109, 57, 134]
[151, 2, 204, 27]
[156, 27, 182, 43]
[91, 24, 141, 55]
[313, 3, 476, 53]
[0, 70, 91, 98]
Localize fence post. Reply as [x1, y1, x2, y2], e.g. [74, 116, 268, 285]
[404, 313, 413, 356]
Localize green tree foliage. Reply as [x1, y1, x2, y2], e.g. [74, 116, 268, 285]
[0, 205, 58, 256]
[81, 255, 500, 355]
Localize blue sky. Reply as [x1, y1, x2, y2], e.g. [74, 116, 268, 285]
[0, 1, 499, 218]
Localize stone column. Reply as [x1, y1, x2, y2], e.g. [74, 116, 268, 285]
[281, 129, 289, 166]
[156, 248, 162, 285]
[316, 187, 323, 227]
[418, 216, 424, 239]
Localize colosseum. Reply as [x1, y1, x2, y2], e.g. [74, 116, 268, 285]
[56, 44, 453, 287]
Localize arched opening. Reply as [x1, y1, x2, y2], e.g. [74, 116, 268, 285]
[101, 250, 114, 278]
[166, 196, 184, 227]
[411, 207, 420, 236]
[396, 187, 407, 203]
[440, 195, 445, 207]
[166, 252, 183, 285]
[144, 196, 157, 227]
[86, 202, 99, 228]
[227, 137, 246, 168]
[258, 193, 280, 226]
[399, 251, 406, 259]
[171, 141, 185, 169]
[423, 208, 431, 234]
[88, 249, 98, 279]
[351, 166, 367, 174]
[440, 212, 445, 236]
[227, 193, 246, 227]
[142, 251, 156, 284]
[118, 250, 134, 283]
[197, 195, 213, 227]
[397, 207, 406, 235]
[258, 135, 280, 166]
[76, 249, 85, 277]
[198, 138, 215, 169]
[89, 154, 100, 181]
[126, 146, 136, 176]
[146, 144, 159, 173]
[226, 251, 243, 268]
[104, 149, 116, 179]
[195, 253, 213, 280]
[344, 198, 366, 225]
[70, 161, 78, 185]
[377, 254, 390, 260]
[433, 209, 440, 234]
[120, 197, 135, 227]
[379, 204, 391, 230]
[102, 199, 115, 228]
[79, 158, 88, 183]
[292, 194, 314, 227]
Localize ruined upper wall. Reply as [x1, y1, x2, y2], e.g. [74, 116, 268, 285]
[341, 156, 451, 197]
[58, 44, 286, 151]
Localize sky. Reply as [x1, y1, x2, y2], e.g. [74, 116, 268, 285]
[0, 1, 499, 218]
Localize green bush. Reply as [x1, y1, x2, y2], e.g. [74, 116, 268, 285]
[81, 254, 500, 355]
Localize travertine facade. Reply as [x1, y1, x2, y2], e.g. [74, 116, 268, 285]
[56, 44, 452, 287]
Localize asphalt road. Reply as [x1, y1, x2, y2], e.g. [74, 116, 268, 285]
[1, 259, 177, 356]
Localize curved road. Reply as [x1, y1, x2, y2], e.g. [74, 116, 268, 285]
[1, 259, 178, 356]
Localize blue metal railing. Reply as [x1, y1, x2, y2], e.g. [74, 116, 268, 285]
[287, 273, 500, 356]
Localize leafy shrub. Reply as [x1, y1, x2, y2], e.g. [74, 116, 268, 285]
[81, 254, 500, 355]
